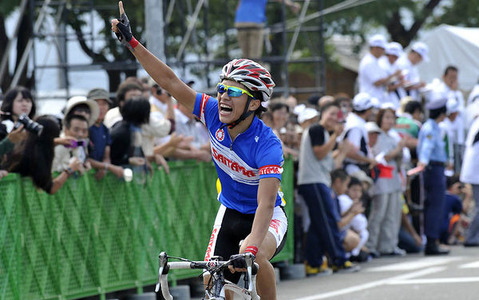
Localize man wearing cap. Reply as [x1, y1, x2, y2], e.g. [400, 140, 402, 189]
[86, 88, 125, 179]
[416, 93, 449, 255]
[359, 34, 401, 105]
[439, 98, 460, 172]
[341, 93, 378, 183]
[379, 42, 405, 108]
[395, 42, 429, 101]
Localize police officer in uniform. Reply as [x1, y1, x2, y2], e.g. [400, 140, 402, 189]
[416, 94, 450, 255]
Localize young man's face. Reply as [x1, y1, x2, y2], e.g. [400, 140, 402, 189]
[333, 177, 350, 195]
[65, 119, 89, 140]
[95, 99, 110, 122]
[347, 184, 363, 201]
[217, 79, 259, 125]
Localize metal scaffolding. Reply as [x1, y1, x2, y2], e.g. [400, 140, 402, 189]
[24, 0, 328, 99]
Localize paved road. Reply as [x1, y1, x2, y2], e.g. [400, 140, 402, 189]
[276, 245, 479, 300]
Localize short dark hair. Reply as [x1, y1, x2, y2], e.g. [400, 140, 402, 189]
[1, 86, 36, 121]
[446, 175, 460, 190]
[331, 168, 349, 183]
[64, 114, 88, 129]
[321, 102, 340, 114]
[348, 176, 362, 188]
[404, 100, 423, 115]
[444, 65, 458, 76]
[269, 102, 289, 113]
[115, 81, 143, 107]
[120, 96, 150, 126]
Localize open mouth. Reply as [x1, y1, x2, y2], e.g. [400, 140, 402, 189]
[220, 103, 233, 113]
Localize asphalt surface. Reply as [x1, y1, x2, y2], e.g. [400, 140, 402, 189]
[277, 245, 479, 300]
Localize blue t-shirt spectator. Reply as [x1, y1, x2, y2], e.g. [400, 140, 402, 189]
[440, 193, 462, 243]
[235, 0, 267, 24]
[89, 123, 111, 162]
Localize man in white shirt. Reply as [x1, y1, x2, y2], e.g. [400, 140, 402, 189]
[395, 42, 429, 101]
[341, 93, 378, 183]
[358, 35, 399, 105]
[379, 42, 405, 109]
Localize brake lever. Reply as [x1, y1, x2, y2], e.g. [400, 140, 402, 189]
[244, 253, 254, 292]
[155, 252, 168, 292]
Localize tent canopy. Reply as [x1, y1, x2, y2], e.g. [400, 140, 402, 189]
[418, 24, 479, 92]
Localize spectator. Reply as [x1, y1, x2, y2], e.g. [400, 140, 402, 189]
[335, 94, 352, 122]
[86, 88, 125, 179]
[367, 108, 406, 257]
[110, 97, 150, 167]
[338, 177, 370, 260]
[416, 94, 449, 255]
[358, 34, 399, 104]
[439, 176, 465, 245]
[104, 81, 143, 129]
[63, 96, 100, 127]
[0, 86, 36, 140]
[460, 101, 479, 247]
[0, 125, 27, 180]
[235, 0, 300, 59]
[1, 116, 82, 194]
[0, 125, 26, 157]
[298, 102, 359, 276]
[398, 200, 424, 254]
[166, 101, 211, 162]
[52, 114, 91, 174]
[395, 42, 429, 101]
[380, 42, 405, 108]
[341, 93, 377, 182]
[439, 98, 460, 172]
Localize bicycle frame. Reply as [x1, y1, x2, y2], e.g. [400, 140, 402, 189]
[155, 252, 260, 300]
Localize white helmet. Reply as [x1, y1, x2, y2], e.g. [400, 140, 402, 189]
[220, 59, 275, 102]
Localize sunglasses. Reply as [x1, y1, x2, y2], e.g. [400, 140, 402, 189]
[216, 83, 254, 99]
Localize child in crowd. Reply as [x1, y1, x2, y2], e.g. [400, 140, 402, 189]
[338, 177, 370, 261]
[330, 170, 365, 260]
[440, 176, 472, 245]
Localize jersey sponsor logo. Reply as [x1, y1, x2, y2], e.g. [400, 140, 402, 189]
[215, 128, 225, 141]
[269, 219, 281, 234]
[204, 227, 218, 261]
[259, 165, 283, 176]
[212, 147, 256, 177]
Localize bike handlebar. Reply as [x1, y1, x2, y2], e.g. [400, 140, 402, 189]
[155, 252, 259, 300]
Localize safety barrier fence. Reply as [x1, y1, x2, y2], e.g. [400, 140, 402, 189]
[0, 159, 294, 300]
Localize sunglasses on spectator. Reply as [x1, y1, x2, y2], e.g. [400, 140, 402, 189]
[216, 83, 254, 99]
[155, 87, 163, 95]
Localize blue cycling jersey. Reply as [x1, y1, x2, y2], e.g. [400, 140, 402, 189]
[193, 93, 284, 214]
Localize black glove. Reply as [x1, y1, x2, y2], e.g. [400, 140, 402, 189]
[115, 12, 138, 49]
[229, 253, 255, 269]
[115, 12, 132, 42]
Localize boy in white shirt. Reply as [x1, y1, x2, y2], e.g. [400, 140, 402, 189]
[338, 176, 370, 259]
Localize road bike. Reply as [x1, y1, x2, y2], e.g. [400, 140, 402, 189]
[155, 252, 260, 300]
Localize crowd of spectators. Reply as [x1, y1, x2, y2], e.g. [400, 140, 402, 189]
[1, 32, 479, 280]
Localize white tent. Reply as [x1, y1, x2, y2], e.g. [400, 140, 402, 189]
[418, 24, 479, 92]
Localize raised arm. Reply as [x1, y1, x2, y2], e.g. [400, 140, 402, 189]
[111, 1, 196, 112]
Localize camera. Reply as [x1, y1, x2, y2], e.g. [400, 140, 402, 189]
[14, 114, 43, 136]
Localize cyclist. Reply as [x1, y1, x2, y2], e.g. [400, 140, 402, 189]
[111, 2, 287, 299]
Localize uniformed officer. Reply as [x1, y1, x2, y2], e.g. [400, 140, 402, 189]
[416, 94, 449, 255]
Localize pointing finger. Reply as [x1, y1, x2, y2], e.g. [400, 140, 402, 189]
[119, 1, 125, 15]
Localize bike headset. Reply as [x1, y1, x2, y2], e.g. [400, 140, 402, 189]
[219, 59, 275, 129]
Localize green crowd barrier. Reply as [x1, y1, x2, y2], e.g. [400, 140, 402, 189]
[0, 159, 294, 300]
